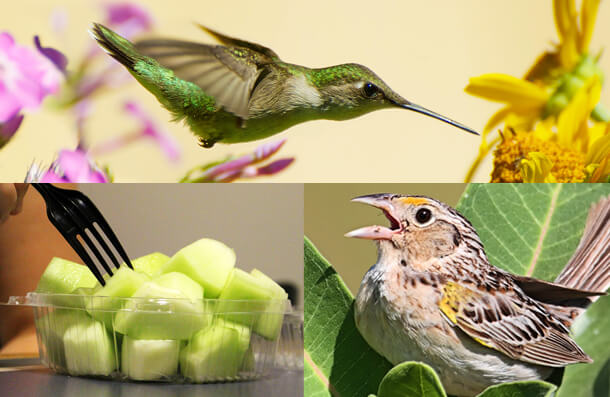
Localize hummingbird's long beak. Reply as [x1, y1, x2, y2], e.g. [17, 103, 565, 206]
[345, 194, 400, 240]
[390, 99, 479, 136]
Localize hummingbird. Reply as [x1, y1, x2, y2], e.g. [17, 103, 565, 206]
[92, 23, 478, 148]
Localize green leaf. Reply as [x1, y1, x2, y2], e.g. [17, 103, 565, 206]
[476, 380, 557, 397]
[304, 236, 393, 397]
[456, 184, 609, 281]
[377, 361, 446, 397]
[557, 294, 610, 397]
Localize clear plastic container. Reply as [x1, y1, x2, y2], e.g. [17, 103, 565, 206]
[275, 309, 304, 370]
[5, 292, 294, 383]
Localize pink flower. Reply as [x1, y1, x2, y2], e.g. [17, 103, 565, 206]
[0, 33, 64, 122]
[105, 2, 153, 39]
[0, 113, 23, 148]
[124, 101, 180, 161]
[90, 101, 180, 161]
[27, 149, 109, 183]
[181, 140, 294, 182]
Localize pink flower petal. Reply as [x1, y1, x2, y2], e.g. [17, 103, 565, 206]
[0, 32, 64, 121]
[0, 113, 23, 139]
[253, 139, 286, 162]
[40, 170, 68, 183]
[124, 100, 181, 161]
[204, 154, 255, 180]
[53, 149, 109, 183]
[256, 158, 294, 175]
[105, 2, 153, 38]
[34, 36, 68, 73]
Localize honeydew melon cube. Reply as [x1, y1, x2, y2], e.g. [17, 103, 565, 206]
[86, 266, 149, 328]
[250, 269, 288, 340]
[180, 321, 251, 381]
[121, 336, 180, 380]
[160, 238, 235, 298]
[63, 316, 117, 376]
[130, 252, 170, 277]
[36, 258, 99, 293]
[208, 318, 251, 352]
[36, 308, 91, 369]
[217, 269, 273, 327]
[113, 272, 205, 340]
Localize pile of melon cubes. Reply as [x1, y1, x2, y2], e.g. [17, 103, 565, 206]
[34, 238, 288, 382]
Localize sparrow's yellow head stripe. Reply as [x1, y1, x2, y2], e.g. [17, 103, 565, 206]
[398, 197, 429, 206]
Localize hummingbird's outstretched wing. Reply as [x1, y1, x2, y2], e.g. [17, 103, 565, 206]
[196, 23, 280, 61]
[135, 36, 276, 119]
[438, 281, 592, 367]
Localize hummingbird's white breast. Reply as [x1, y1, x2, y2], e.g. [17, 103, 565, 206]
[285, 74, 323, 108]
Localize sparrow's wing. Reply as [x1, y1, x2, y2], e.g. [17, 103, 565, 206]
[512, 275, 604, 308]
[196, 24, 280, 61]
[135, 39, 274, 119]
[439, 281, 591, 367]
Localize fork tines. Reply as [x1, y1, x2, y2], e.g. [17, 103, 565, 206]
[33, 184, 133, 286]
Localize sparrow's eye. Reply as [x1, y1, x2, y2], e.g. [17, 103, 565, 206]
[415, 207, 433, 225]
[363, 82, 379, 98]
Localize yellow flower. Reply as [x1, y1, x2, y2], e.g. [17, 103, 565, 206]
[464, 0, 607, 182]
[490, 78, 610, 183]
[521, 153, 557, 183]
[491, 130, 586, 183]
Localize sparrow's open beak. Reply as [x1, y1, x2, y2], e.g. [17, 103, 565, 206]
[389, 97, 479, 136]
[345, 194, 401, 240]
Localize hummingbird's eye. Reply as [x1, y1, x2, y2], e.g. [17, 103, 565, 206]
[415, 207, 434, 226]
[363, 82, 379, 98]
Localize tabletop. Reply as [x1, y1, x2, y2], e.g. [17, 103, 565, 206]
[0, 359, 304, 397]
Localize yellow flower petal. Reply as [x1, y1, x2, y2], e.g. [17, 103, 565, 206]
[504, 110, 540, 132]
[585, 124, 610, 165]
[554, 0, 578, 43]
[521, 152, 557, 183]
[559, 24, 581, 69]
[579, 0, 600, 53]
[465, 74, 549, 108]
[588, 122, 608, 147]
[464, 136, 501, 183]
[533, 117, 555, 141]
[483, 106, 513, 136]
[557, 77, 601, 148]
[588, 156, 609, 182]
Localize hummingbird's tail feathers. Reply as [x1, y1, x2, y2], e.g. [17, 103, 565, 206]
[554, 195, 610, 299]
[91, 23, 139, 70]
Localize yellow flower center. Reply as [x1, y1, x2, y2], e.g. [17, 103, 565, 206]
[491, 131, 586, 182]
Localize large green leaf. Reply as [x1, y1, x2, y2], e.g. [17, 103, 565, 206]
[304, 236, 392, 397]
[377, 362, 446, 397]
[456, 184, 609, 281]
[476, 381, 557, 397]
[556, 295, 610, 397]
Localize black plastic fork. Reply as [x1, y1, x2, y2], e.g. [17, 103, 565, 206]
[33, 183, 132, 286]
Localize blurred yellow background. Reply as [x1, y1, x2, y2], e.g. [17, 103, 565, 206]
[304, 184, 465, 294]
[0, 0, 609, 182]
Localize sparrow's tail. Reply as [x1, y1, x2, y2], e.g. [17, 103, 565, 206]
[91, 23, 140, 70]
[554, 195, 610, 300]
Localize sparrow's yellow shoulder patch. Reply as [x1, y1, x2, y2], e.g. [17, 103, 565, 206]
[439, 283, 496, 349]
[439, 282, 480, 325]
[398, 197, 429, 206]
